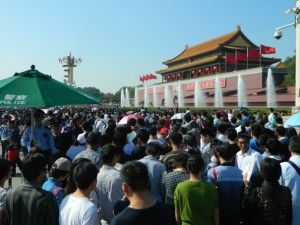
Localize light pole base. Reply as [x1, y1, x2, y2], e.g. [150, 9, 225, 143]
[291, 106, 300, 114]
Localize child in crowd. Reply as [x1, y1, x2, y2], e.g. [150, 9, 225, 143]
[6, 143, 22, 189]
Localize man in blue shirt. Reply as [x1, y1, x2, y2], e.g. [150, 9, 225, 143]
[207, 143, 243, 225]
[42, 157, 71, 206]
[22, 108, 56, 160]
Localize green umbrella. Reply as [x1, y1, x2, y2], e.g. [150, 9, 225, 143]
[0, 66, 99, 107]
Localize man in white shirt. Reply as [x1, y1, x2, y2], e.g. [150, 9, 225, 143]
[279, 136, 300, 225]
[59, 161, 99, 225]
[97, 144, 124, 225]
[235, 133, 263, 187]
[95, 114, 107, 135]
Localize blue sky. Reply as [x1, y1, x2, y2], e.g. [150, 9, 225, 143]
[0, 1, 297, 94]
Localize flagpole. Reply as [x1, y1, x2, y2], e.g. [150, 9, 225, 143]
[235, 50, 237, 71]
[259, 45, 262, 67]
[247, 48, 249, 69]
[225, 52, 227, 72]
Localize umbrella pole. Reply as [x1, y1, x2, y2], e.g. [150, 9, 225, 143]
[30, 108, 34, 147]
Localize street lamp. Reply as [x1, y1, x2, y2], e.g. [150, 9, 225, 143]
[58, 52, 82, 86]
[275, 1, 300, 111]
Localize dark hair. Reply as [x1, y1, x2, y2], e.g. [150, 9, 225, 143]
[231, 117, 237, 124]
[200, 128, 214, 138]
[73, 161, 98, 190]
[21, 153, 47, 182]
[257, 134, 270, 148]
[58, 132, 73, 153]
[136, 129, 150, 143]
[50, 168, 69, 179]
[127, 118, 137, 127]
[217, 124, 227, 134]
[275, 117, 283, 124]
[86, 132, 100, 148]
[6, 143, 15, 151]
[145, 143, 161, 156]
[215, 143, 235, 160]
[99, 134, 113, 148]
[137, 118, 145, 127]
[275, 126, 286, 137]
[0, 158, 11, 180]
[148, 126, 158, 136]
[236, 133, 250, 142]
[210, 138, 223, 149]
[66, 158, 90, 195]
[170, 131, 182, 145]
[226, 128, 237, 141]
[289, 136, 300, 154]
[81, 121, 92, 132]
[286, 127, 297, 140]
[172, 124, 181, 132]
[187, 155, 205, 174]
[260, 158, 281, 181]
[113, 132, 127, 148]
[173, 153, 189, 169]
[250, 124, 262, 138]
[121, 161, 150, 192]
[179, 127, 188, 135]
[265, 138, 281, 155]
[101, 144, 123, 164]
[184, 113, 192, 122]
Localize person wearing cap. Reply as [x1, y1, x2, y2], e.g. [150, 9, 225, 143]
[158, 127, 168, 145]
[42, 157, 71, 207]
[21, 108, 56, 160]
[207, 143, 243, 225]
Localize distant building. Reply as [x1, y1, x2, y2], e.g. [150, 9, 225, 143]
[137, 26, 294, 107]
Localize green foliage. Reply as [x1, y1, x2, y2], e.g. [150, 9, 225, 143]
[283, 55, 296, 86]
[77, 87, 102, 100]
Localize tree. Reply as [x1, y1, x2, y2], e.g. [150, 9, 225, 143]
[283, 55, 296, 86]
[77, 87, 102, 100]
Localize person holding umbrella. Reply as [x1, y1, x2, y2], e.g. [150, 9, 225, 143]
[21, 108, 56, 161]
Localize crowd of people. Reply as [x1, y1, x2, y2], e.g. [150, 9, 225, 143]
[0, 106, 299, 225]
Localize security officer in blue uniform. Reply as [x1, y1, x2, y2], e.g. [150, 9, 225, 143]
[22, 108, 56, 160]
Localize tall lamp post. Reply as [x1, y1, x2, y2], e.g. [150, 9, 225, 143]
[275, 1, 300, 111]
[58, 53, 82, 86]
[295, 1, 300, 109]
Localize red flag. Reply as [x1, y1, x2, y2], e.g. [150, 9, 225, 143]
[226, 54, 236, 64]
[146, 74, 152, 80]
[143, 75, 148, 81]
[248, 48, 260, 59]
[236, 51, 247, 61]
[260, 45, 276, 54]
[139, 76, 144, 83]
[150, 73, 157, 79]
